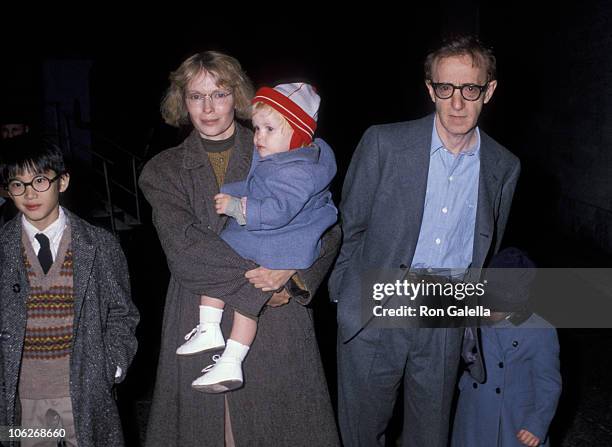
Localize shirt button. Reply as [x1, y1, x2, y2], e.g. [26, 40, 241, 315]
[435, 238, 441, 245]
[442, 207, 448, 214]
[12, 284, 20, 293]
[512, 340, 519, 347]
[498, 362, 504, 368]
[472, 383, 478, 389]
[495, 387, 501, 394]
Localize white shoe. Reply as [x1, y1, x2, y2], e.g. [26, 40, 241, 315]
[191, 354, 244, 393]
[176, 324, 225, 355]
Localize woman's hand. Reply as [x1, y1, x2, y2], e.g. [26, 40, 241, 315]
[266, 289, 291, 307]
[245, 267, 296, 292]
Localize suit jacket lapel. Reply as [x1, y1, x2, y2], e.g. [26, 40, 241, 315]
[68, 211, 95, 328]
[396, 114, 433, 265]
[472, 132, 501, 269]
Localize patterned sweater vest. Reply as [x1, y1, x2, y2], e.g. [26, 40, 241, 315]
[19, 225, 74, 399]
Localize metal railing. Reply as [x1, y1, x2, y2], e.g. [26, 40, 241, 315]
[46, 101, 144, 234]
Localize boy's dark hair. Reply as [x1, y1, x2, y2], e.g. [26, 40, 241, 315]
[424, 35, 497, 82]
[0, 133, 66, 185]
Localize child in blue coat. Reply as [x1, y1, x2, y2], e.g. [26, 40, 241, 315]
[452, 248, 562, 447]
[176, 83, 337, 393]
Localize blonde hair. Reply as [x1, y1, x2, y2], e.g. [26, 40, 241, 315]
[252, 102, 293, 134]
[161, 51, 255, 127]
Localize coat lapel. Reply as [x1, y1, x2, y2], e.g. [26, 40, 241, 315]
[182, 131, 222, 233]
[224, 124, 253, 185]
[182, 125, 254, 235]
[1, 216, 29, 301]
[1, 217, 29, 396]
[216, 124, 253, 233]
[67, 211, 95, 329]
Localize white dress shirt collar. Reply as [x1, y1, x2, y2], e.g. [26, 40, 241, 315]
[22, 206, 68, 260]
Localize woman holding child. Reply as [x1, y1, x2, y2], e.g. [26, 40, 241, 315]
[139, 51, 340, 446]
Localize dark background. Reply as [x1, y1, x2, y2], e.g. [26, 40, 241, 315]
[1, 2, 611, 445]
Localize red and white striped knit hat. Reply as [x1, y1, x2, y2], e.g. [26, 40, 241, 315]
[252, 82, 320, 149]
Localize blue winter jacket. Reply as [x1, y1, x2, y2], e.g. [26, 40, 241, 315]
[220, 138, 337, 269]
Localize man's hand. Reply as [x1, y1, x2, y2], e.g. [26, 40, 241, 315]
[245, 267, 296, 292]
[266, 289, 291, 307]
[517, 429, 540, 446]
[214, 193, 232, 215]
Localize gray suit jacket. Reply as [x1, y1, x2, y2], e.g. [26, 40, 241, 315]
[329, 114, 520, 342]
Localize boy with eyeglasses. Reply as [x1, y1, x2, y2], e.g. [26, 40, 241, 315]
[175, 83, 338, 393]
[0, 133, 139, 446]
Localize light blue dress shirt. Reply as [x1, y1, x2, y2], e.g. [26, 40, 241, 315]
[410, 119, 481, 275]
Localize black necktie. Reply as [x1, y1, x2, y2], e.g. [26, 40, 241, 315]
[35, 233, 53, 274]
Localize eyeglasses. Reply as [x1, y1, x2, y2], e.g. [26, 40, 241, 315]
[185, 90, 233, 106]
[5, 174, 62, 196]
[429, 82, 489, 101]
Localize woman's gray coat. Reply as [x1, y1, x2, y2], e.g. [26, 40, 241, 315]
[139, 124, 340, 447]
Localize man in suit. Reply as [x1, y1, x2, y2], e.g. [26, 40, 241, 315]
[329, 35, 521, 447]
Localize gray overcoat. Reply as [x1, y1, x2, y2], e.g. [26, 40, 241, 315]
[0, 210, 139, 447]
[139, 123, 340, 447]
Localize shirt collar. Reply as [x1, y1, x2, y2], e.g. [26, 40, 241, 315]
[430, 117, 481, 157]
[22, 206, 67, 247]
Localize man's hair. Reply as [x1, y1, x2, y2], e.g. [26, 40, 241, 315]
[0, 133, 66, 185]
[424, 35, 497, 82]
[252, 102, 293, 134]
[161, 51, 255, 127]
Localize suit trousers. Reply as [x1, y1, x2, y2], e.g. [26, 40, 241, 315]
[337, 326, 462, 447]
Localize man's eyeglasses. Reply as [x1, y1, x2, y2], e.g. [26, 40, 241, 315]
[185, 90, 233, 106]
[429, 82, 489, 101]
[5, 174, 63, 196]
